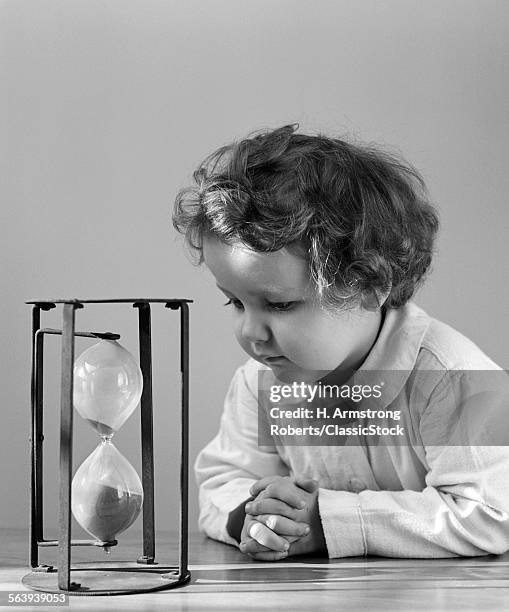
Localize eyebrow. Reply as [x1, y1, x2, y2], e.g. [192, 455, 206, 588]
[216, 284, 300, 300]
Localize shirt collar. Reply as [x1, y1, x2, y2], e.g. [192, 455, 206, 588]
[361, 301, 431, 372]
[354, 301, 432, 409]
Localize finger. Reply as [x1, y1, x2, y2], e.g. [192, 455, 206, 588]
[247, 520, 290, 553]
[245, 498, 300, 520]
[256, 514, 310, 537]
[240, 537, 272, 555]
[249, 475, 283, 497]
[241, 536, 292, 562]
[240, 535, 289, 556]
[243, 524, 301, 547]
[249, 550, 289, 561]
[264, 481, 307, 509]
[294, 477, 319, 493]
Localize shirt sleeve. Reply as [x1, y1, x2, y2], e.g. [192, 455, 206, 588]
[318, 370, 509, 558]
[194, 360, 290, 547]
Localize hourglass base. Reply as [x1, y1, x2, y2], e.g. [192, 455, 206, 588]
[22, 563, 191, 596]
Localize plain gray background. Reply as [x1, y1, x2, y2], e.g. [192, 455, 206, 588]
[2, 0, 508, 541]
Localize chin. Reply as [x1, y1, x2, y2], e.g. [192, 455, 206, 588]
[270, 365, 321, 385]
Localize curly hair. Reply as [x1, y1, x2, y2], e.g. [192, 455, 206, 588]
[172, 124, 439, 310]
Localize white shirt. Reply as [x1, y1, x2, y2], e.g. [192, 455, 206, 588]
[195, 302, 509, 557]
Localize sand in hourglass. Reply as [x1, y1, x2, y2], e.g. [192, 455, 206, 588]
[85, 419, 115, 437]
[75, 480, 143, 542]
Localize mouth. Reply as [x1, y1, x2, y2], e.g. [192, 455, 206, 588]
[260, 356, 288, 365]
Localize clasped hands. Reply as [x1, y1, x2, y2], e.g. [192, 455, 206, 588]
[239, 475, 326, 561]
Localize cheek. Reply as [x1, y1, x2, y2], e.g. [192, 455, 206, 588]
[285, 317, 349, 360]
[275, 321, 325, 357]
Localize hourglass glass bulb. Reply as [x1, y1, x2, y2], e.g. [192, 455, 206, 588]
[71, 439, 143, 543]
[73, 339, 143, 436]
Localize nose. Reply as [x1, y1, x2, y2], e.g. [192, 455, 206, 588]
[239, 310, 271, 344]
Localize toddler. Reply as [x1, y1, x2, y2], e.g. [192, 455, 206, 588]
[172, 125, 509, 560]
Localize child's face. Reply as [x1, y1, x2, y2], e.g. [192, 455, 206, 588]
[203, 235, 383, 382]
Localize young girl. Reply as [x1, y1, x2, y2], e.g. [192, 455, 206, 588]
[172, 125, 509, 561]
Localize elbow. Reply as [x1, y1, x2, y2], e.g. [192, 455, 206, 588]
[438, 489, 509, 556]
[476, 523, 509, 556]
[461, 510, 509, 556]
[474, 502, 509, 555]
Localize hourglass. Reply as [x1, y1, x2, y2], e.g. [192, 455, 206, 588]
[23, 298, 191, 596]
[71, 338, 144, 550]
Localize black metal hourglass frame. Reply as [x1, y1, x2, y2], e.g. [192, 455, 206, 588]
[23, 298, 191, 596]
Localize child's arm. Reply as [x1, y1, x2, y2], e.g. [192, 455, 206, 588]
[317, 446, 509, 558]
[195, 360, 290, 547]
[245, 372, 509, 559]
[245, 448, 509, 559]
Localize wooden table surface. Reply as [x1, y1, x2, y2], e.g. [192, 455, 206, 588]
[2, 528, 509, 611]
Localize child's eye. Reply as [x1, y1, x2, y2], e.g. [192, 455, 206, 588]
[268, 301, 296, 312]
[223, 298, 244, 310]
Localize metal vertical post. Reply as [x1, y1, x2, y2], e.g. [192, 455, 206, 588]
[179, 302, 189, 577]
[29, 306, 41, 568]
[30, 304, 54, 569]
[33, 332, 45, 553]
[134, 302, 156, 564]
[58, 302, 80, 591]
